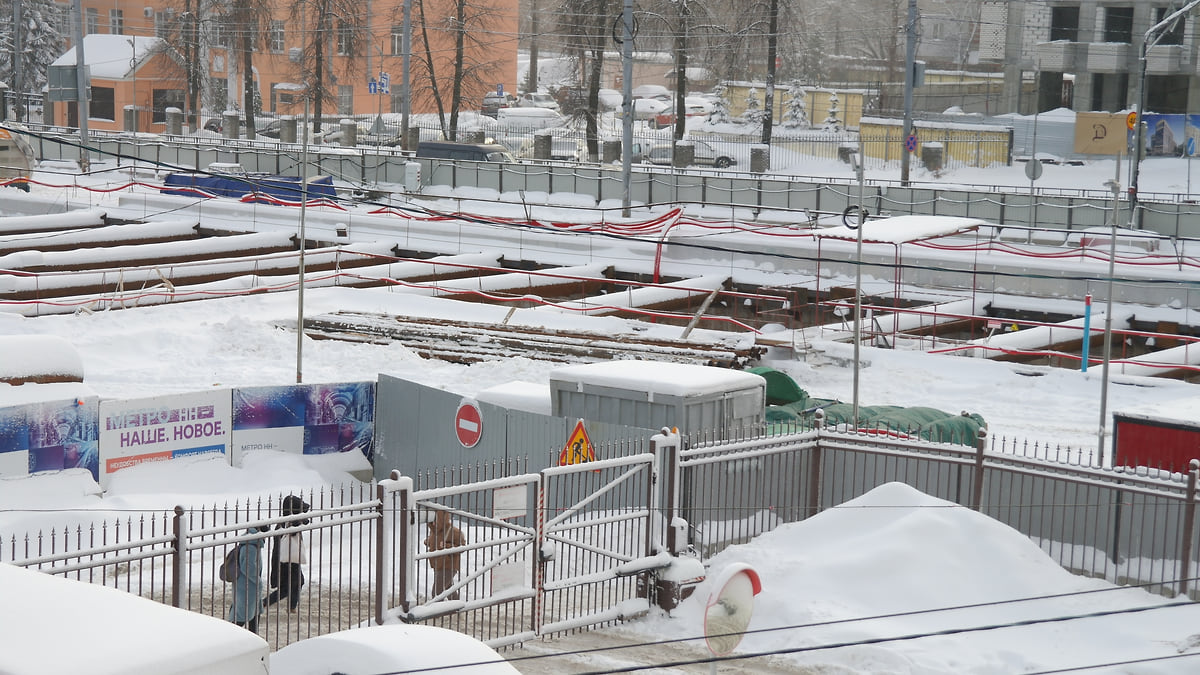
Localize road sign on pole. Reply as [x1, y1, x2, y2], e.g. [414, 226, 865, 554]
[905, 134, 918, 153]
[379, 73, 390, 95]
[368, 78, 377, 94]
[557, 420, 596, 466]
[454, 401, 482, 448]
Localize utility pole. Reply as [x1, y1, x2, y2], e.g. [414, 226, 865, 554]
[13, 0, 24, 122]
[528, 0, 539, 92]
[71, 0, 90, 172]
[620, 0, 633, 216]
[899, 0, 917, 185]
[401, 0, 412, 149]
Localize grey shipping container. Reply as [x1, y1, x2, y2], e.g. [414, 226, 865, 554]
[549, 361, 765, 437]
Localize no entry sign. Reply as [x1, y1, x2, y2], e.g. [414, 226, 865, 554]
[454, 401, 482, 448]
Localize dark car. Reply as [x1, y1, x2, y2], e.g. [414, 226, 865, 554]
[643, 140, 736, 168]
[416, 141, 516, 162]
[480, 92, 516, 118]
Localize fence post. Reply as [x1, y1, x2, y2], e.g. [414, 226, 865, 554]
[532, 470, 547, 637]
[396, 471, 411, 617]
[171, 505, 186, 608]
[656, 429, 682, 555]
[1180, 459, 1199, 598]
[374, 477, 388, 625]
[971, 428, 988, 511]
[808, 410, 824, 519]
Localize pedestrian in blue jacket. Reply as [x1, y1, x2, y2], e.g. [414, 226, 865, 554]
[227, 529, 266, 632]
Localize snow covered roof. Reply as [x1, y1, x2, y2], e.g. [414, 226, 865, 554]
[816, 215, 985, 245]
[549, 360, 765, 398]
[1114, 397, 1200, 429]
[51, 35, 164, 79]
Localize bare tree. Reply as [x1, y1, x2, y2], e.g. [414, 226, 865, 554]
[413, 0, 506, 141]
[554, 0, 614, 158]
[224, 0, 273, 138]
[290, 0, 364, 134]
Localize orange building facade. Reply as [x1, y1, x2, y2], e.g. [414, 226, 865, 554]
[52, 0, 519, 133]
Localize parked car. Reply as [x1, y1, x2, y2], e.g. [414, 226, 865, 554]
[481, 91, 516, 117]
[652, 96, 714, 129]
[416, 141, 516, 162]
[597, 88, 622, 111]
[496, 107, 564, 130]
[632, 84, 672, 101]
[643, 139, 736, 168]
[627, 98, 669, 121]
[516, 92, 561, 112]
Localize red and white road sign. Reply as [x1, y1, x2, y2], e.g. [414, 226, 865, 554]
[454, 401, 482, 448]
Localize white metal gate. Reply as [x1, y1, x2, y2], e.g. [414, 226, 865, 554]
[384, 452, 662, 646]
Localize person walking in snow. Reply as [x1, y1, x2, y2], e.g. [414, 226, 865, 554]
[265, 495, 309, 612]
[227, 528, 266, 632]
[424, 510, 466, 600]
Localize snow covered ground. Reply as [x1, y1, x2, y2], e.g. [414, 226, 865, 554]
[4, 137, 1200, 673]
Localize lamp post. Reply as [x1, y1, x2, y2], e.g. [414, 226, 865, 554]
[851, 135, 866, 425]
[296, 94, 310, 384]
[1128, 0, 1200, 226]
[400, 0, 412, 149]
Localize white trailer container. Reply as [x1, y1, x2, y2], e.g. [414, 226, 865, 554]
[549, 360, 766, 437]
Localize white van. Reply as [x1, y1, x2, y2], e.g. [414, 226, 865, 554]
[496, 107, 564, 130]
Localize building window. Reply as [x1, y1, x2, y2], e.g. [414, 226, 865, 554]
[214, 21, 232, 48]
[91, 86, 115, 120]
[338, 85, 353, 114]
[155, 11, 170, 38]
[269, 21, 285, 53]
[85, 8, 98, 35]
[391, 25, 403, 55]
[55, 2, 73, 38]
[1103, 6, 1133, 43]
[1154, 7, 1185, 46]
[109, 9, 124, 34]
[1049, 5, 1079, 42]
[337, 20, 353, 56]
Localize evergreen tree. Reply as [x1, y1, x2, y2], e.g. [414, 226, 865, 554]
[0, 0, 65, 119]
[782, 81, 809, 129]
[707, 82, 732, 125]
[822, 91, 842, 132]
[740, 87, 766, 127]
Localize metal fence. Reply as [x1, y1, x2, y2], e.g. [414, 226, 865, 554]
[6, 422, 1198, 652]
[18, 124, 1200, 239]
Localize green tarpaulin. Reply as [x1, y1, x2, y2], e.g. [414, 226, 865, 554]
[751, 367, 986, 447]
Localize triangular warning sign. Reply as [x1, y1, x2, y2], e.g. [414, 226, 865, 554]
[558, 419, 596, 466]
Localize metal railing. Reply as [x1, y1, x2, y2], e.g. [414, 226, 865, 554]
[5, 423, 1198, 652]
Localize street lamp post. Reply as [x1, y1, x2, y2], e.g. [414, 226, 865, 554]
[852, 135, 867, 425]
[1128, 0, 1200, 226]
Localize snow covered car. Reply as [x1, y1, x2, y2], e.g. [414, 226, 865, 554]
[643, 140, 736, 168]
[515, 92, 561, 112]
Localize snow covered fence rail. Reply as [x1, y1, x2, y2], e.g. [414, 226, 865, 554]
[20, 125, 1200, 238]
